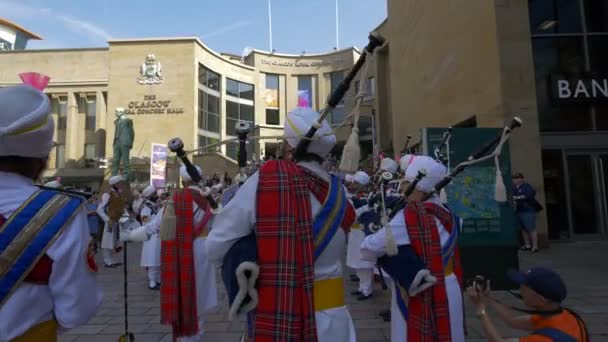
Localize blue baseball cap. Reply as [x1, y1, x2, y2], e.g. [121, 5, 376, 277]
[507, 267, 567, 303]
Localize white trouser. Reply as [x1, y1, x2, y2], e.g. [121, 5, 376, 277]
[147, 266, 160, 285]
[355, 268, 374, 296]
[176, 318, 205, 342]
[102, 249, 119, 266]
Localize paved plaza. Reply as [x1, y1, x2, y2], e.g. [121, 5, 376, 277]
[58, 241, 608, 341]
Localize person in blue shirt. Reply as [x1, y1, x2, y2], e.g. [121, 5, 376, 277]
[512, 173, 539, 252]
[86, 193, 100, 248]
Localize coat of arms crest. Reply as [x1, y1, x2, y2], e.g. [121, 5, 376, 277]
[138, 54, 163, 84]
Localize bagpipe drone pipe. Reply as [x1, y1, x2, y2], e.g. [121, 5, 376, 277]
[215, 32, 387, 319]
[364, 117, 523, 293]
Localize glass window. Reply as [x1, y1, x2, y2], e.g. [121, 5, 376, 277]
[297, 75, 313, 108]
[50, 95, 68, 130]
[198, 90, 220, 133]
[266, 74, 279, 89]
[541, 149, 569, 239]
[240, 103, 254, 122]
[594, 104, 608, 130]
[531, 37, 591, 131]
[240, 82, 254, 101]
[85, 144, 96, 160]
[227, 79, 239, 97]
[226, 100, 239, 119]
[584, 0, 608, 32]
[85, 95, 96, 131]
[588, 36, 608, 72]
[528, 0, 583, 34]
[226, 140, 254, 161]
[366, 77, 375, 98]
[55, 144, 65, 169]
[197, 135, 220, 153]
[266, 109, 280, 125]
[199, 64, 221, 91]
[225, 102, 254, 135]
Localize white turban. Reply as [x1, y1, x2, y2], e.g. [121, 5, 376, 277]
[353, 171, 370, 185]
[109, 175, 123, 186]
[0, 85, 54, 158]
[379, 158, 398, 174]
[404, 155, 447, 194]
[180, 165, 202, 182]
[283, 107, 336, 159]
[345, 174, 354, 183]
[399, 154, 416, 174]
[142, 184, 156, 198]
[44, 180, 61, 189]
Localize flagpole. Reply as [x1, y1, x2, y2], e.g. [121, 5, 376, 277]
[268, 0, 273, 52]
[335, 0, 339, 49]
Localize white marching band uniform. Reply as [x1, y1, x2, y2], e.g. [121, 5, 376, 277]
[207, 107, 357, 342]
[97, 176, 123, 267]
[345, 171, 375, 298]
[0, 85, 102, 341]
[139, 185, 161, 289]
[360, 155, 465, 342]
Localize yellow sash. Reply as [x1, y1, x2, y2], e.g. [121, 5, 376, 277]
[314, 278, 345, 311]
[12, 320, 57, 342]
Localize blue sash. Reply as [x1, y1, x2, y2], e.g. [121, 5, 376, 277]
[312, 174, 347, 260]
[442, 212, 461, 267]
[0, 190, 83, 307]
[533, 328, 577, 342]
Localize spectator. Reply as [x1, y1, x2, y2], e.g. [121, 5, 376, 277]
[467, 268, 588, 342]
[513, 173, 539, 252]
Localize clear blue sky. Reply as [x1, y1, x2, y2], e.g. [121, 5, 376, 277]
[2, 0, 387, 54]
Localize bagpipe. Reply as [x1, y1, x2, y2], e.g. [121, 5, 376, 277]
[216, 32, 387, 320]
[362, 117, 523, 295]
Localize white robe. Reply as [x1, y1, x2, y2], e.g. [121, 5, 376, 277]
[97, 192, 117, 250]
[360, 197, 465, 342]
[0, 171, 102, 341]
[207, 161, 356, 342]
[140, 205, 161, 267]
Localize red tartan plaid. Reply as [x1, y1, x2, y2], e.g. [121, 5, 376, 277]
[250, 161, 355, 342]
[404, 201, 452, 342]
[161, 189, 198, 340]
[191, 191, 211, 236]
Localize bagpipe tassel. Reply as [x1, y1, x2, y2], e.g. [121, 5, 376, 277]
[494, 155, 508, 202]
[160, 198, 177, 241]
[381, 214, 398, 256]
[339, 127, 361, 173]
[440, 188, 448, 204]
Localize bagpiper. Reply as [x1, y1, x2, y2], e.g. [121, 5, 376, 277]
[0, 85, 102, 341]
[361, 155, 465, 342]
[208, 107, 357, 342]
[139, 184, 161, 290]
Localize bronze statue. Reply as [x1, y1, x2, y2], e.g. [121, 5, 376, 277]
[111, 108, 135, 180]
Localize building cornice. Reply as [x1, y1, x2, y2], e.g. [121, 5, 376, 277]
[0, 80, 108, 87]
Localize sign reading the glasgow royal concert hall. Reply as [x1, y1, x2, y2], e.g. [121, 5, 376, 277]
[125, 95, 184, 115]
[551, 74, 608, 103]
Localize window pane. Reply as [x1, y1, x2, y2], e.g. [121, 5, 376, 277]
[266, 74, 279, 89]
[227, 79, 239, 97]
[366, 77, 375, 97]
[541, 149, 569, 239]
[226, 101, 239, 119]
[207, 112, 219, 133]
[198, 135, 220, 153]
[588, 36, 608, 72]
[330, 106, 346, 124]
[528, 0, 583, 34]
[226, 118, 238, 137]
[266, 109, 280, 125]
[85, 98, 96, 131]
[59, 97, 67, 116]
[77, 95, 86, 113]
[584, 0, 608, 32]
[595, 104, 608, 130]
[199, 65, 221, 90]
[297, 76, 313, 108]
[85, 144, 96, 159]
[531, 37, 591, 131]
[240, 104, 254, 122]
[206, 93, 220, 115]
[240, 82, 254, 101]
[226, 141, 238, 160]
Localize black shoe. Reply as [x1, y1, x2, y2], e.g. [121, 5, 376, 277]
[148, 283, 160, 290]
[103, 264, 114, 268]
[351, 290, 362, 296]
[519, 246, 531, 251]
[112, 262, 123, 267]
[531, 247, 539, 253]
[350, 274, 359, 282]
[357, 293, 373, 301]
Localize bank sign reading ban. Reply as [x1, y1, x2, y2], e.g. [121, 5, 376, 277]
[551, 74, 608, 103]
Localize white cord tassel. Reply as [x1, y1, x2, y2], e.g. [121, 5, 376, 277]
[160, 198, 177, 241]
[380, 182, 398, 256]
[440, 188, 448, 204]
[339, 51, 370, 173]
[494, 154, 507, 202]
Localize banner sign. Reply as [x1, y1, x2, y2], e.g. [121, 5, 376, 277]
[550, 73, 608, 103]
[150, 143, 168, 188]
